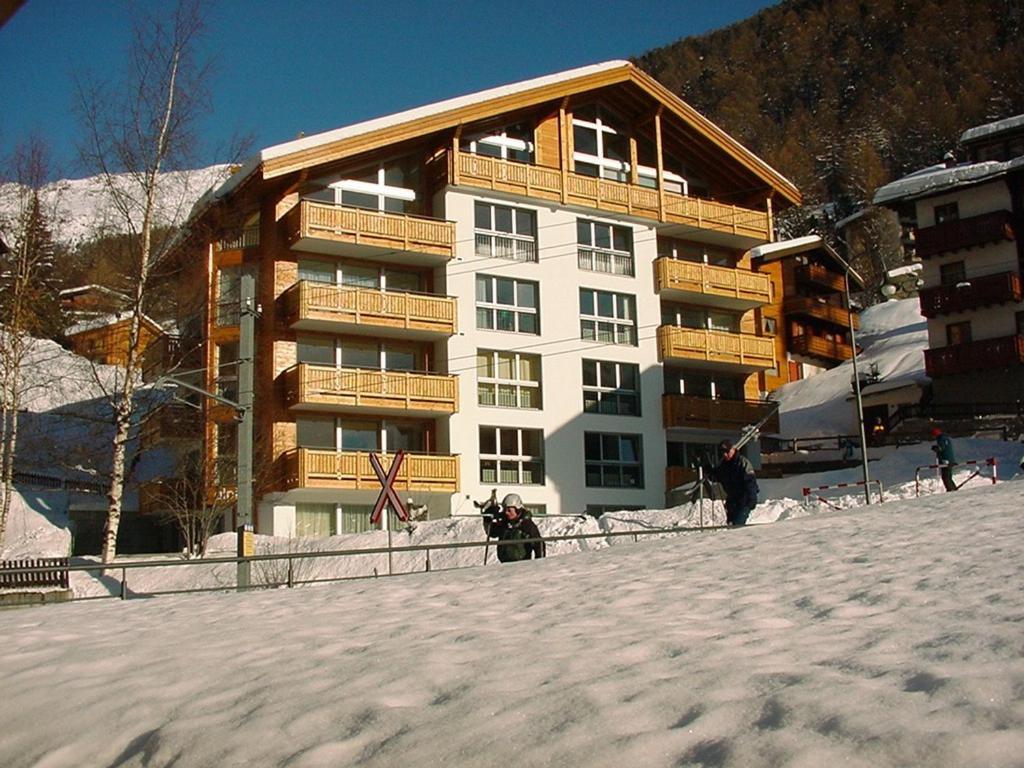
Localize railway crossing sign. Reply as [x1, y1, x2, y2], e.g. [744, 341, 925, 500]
[369, 451, 409, 525]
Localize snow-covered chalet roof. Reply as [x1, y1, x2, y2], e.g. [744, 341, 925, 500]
[66, 312, 162, 337]
[749, 235, 865, 289]
[873, 156, 1024, 206]
[960, 114, 1024, 144]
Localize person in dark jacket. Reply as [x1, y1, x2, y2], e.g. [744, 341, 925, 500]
[710, 439, 759, 526]
[931, 427, 957, 492]
[482, 493, 545, 562]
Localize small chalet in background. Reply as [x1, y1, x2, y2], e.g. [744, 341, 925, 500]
[874, 114, 1024, 413]
[64, 312, 163, 367]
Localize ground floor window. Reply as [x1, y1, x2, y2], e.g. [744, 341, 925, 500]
[479, 426, 544, 485]
[295, 503, 337, 537]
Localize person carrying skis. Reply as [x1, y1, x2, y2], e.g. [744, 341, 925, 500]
[710, 439, 759, 526]
[483, 493, 545, 562]
[930, 427, 957, 492]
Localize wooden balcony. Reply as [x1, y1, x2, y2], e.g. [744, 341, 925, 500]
[142, 334, 202, 383]
[139, 403, 203, 449]
[919, 271, 1022, 317]
[914, 210, 1015, 259]
[654, 258, 772, 309]
[448, 151, 771, 247]
[214, 226, 260, 253]
[663, 394, 780, 432]
[281, 364, 458, 416]
[657, 325, 775, 371]
[284, 199, 455, 265]
[783, 296, 860, 330]
[925, 334, 1024, 378]
[788, 334, 853, 363]
[279, 448, 459, 493]
[280, 281, 457, 340]
[795, 263, 846, 293]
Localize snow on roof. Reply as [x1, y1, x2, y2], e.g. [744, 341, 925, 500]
[66, 312, 161, 337]
[748, 235, 823, 260]
[59, 284, 131, 300]
[960, 113, 1024, 144]
[259, 61, 631, 163]
[873, 156, 1024, 205]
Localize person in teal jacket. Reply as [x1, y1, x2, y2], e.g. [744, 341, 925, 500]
[930, 427, 957, 492]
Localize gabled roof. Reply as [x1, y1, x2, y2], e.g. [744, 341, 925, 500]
[216, 60, 800, 206]
[873, 156, 1024, 206]
[66, 312, 163, 338]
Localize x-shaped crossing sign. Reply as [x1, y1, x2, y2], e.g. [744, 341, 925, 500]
[369, 450, 409, 525]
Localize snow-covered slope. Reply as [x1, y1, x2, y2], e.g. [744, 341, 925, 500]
[0, 164, 230, 246]
[774, 298, 928, 437]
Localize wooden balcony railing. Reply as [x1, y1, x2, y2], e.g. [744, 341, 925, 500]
[139, 403, 202, 449]
[281, 364, 458, 415]
[281, 281, 457, 337]
[919, 271, 1022, 317]
[654, 258, 772, 306]
[795, 263, 846, 293]
[450, 151, 771, 242]
[279, 449, 459, 493]
[663, 394, 780, 432]
[142, 334, 202, 383]
[285, 199, 455, 260]
[914, 210, 1015, 259]
[214, 226, 260, 252]
[657, 325, 775, 370]
[788, 334, 853, 362]
[783, 297, 860, 330]
[925, 334, 1024, 377]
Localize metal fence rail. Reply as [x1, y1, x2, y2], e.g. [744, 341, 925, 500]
[1, 523, 735, 603]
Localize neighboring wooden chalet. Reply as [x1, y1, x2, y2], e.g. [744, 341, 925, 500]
[65, 313, 163, 367]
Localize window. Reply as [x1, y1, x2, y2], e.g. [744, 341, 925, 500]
[479, 426, 544, 485]
[573, 105, 629, 182]
[297, 417, 336, 450]
[662, 304, 740, 333]
[477, 350, 542, 409]
[295, 417, 424, 453]
[298, 259, 336, 285]
[215, 423, 237, 486]
[476, 275, 539, 334]
[762, 316, 778, 335]
[296, 503, 337, 537]
[939, 261, 966, 287]
[297, 335, 335, 366]
[474, 202, 537, 262]
[582, 360, 640, 415]
[215, 342, 239, 401]
[313, 162, 418, 214]
[934, 202, 959, 225]
[216, 266, 241, 326]
[584, 433, 643, 488]
[579, 289, 637, 345]
[296, 260, 422, 292]
[946, 321, 972, 346]
[577, 219, 634, 276]
[461, 123, 534, 163]
[657, 238, 733, 266]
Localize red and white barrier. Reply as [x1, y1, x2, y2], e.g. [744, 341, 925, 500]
[914, 457, 997, 496]
[802, 479, 885, 508]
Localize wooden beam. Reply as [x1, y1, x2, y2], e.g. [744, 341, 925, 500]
[559, 97, 570, 204]
[655, 107, 666, 222]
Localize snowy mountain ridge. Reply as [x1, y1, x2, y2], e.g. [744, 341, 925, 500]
[0, 164, 230, 246]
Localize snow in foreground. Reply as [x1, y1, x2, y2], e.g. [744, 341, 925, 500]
[2, 482, 1023, 768]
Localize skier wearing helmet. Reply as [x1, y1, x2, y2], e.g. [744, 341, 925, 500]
[480, 492, 545, 562]
[930, 427, 957, 492]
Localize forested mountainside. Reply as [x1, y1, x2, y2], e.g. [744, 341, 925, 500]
[635, 0, 1024, 215]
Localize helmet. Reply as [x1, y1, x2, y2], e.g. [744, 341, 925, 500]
[501, 493, 523, 509]
[930, 427, 942, 438]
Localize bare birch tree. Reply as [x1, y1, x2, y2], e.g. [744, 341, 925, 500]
[0, 138, 63, 551]
[76, 0, 213, 563]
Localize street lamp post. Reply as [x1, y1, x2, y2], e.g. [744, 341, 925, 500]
[844, 267, 872, 505]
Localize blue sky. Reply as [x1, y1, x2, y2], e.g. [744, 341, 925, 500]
[1, 0, 777, 179]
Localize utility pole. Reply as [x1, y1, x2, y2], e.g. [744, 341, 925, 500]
[237, 272, 256, 528]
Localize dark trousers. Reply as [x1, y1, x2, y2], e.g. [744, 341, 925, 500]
[940, 464, 957, 492]
[725, 499, 753, 526]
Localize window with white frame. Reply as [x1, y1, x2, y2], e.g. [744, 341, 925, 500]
[295, 503, 337, 537]
[307, 161, 418, 213]
[477, 349, 542, 409]
[582, 359, 640, 416]
[474, 202, 537, 262]
[461, 123, 534, 163]
[579, 289, 637, 345]
[657, 237, 733, 267]
[296, 259, 422, 293]
[662, 304, 740, 334]
[295, 417, 424, 453]
[476, 275, 539, 334]
[572, 105, 629, 182]
[577, 219, 634, 276]
[479, 426, 544, 485]
[584, 432, 643, 488]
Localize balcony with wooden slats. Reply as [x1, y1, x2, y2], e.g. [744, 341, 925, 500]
[788, 334, 854, 363]
[924, 334, 1024, 378]
[662, 394, 780, 432]
[914, 210, 1015, 259]
[284, 199, 456, 265]
[657, 325, 775, 371]
[280, 280, 458, 340]
[281, 364, 458, 416]
[279, 448, 459, 493]
[447, 151, 771, 248]
[139, 403, 203, 449]
[919, 271, 1022, 317]
[654, 258, 772, 309]
[783, 297, 860, 330]
[795, 263, 846, 293]
[214, 226, 260, 253]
